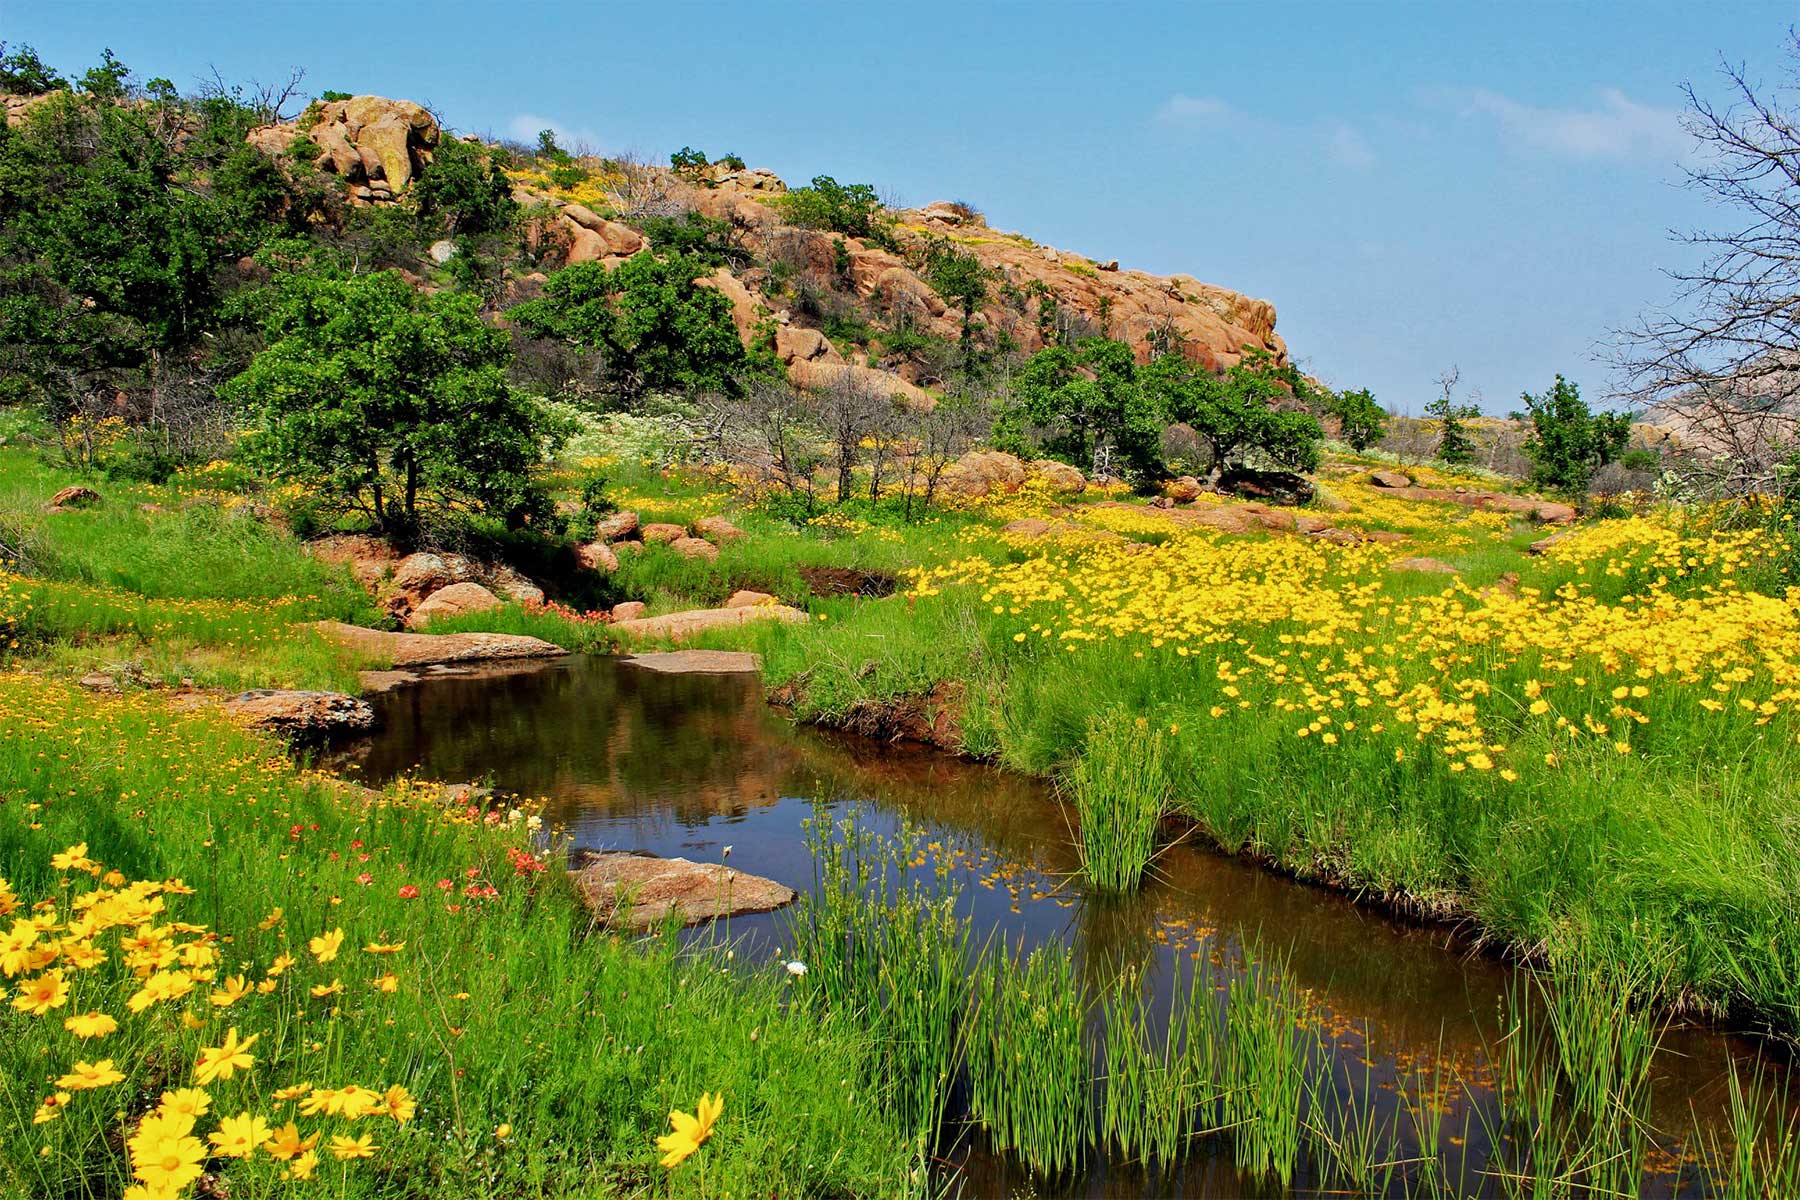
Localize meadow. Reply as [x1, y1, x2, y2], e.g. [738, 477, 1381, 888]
[8, 437, 1800, 1196]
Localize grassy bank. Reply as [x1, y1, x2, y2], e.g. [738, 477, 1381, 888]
[0, 675, 914, 1198]
[738, 500, 1800, 1037]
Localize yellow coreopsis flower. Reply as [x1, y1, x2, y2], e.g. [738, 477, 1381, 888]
[63, 1006, 118, 1039]
[330, 1133, 378, 1160]
[261, 1121, 318, 1161]
[288, 1148, 319, 1180]
[210, 973, 250, 1007]
[130, 1132, 206, 1193]
[208, 1112, 272, 1159]
[308, 929, 344, 963]
[159, 1088, 212, 1121]
[656, 1092, 723, 1168]
[56, 1057, 124, 1091]
[193, 1027, 259, 1085]
[381, 1084, 417, 1124]
[13, 969, 69, 1015]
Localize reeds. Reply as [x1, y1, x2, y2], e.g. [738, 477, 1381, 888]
[1065, 710, 1171, 892]
[967, 939, 1090, 1176]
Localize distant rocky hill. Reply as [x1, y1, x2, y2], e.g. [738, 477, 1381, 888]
[233, 95, 1288, 405]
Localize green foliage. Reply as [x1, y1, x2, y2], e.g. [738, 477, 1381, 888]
[318, 89, 353, 102]
[509, 253, 759, 401]
[1143, 348, 1323, 477]
[412, 136, 517, 237]
[636, 210, 748, 267]
[669, 145, 709, 175]
[227, 270, 563, 533]
[535, 128, 567, 162]
[777, 175, 890, 243]
[1324, 385, 1386, 452]
[1425, 380, 1479, 466]
[77, 48, 131, 101]
[0, 42, 63, 95]
[1515, 374, 1631, 496]
[923, 239, 991, 370]
[544, 162, 589, 190]
[718, 152, 746, 171]
[1068, 710, 1170, 891]
[1010, 337, 1162, 477]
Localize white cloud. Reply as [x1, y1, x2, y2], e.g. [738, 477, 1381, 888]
[1325, 122, 1376, 171]
[1153, 94, 1238, 129]
[505, 113, 606, 154]
[1455, 87, 1687, 162]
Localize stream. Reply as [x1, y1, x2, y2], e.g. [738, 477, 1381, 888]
[334, 653, 1789, 1198]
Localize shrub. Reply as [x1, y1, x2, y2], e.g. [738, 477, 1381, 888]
[1515, 374, 1631, 496]
[777, 175, 890, 243]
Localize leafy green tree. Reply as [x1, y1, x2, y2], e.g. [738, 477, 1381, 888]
[1515, 374, 1631, 495]
[1143, 349, 1322, 481]
[413, 137, 517, 237]
[1325, 386, 1386, 451]
[923, 240, 990, 372]
[669, 146, 708, 176]
[0, 94, 221, 367]
[1425, 369, 1479, 466]
[777, 176, 888, 241]
[1011, 337, 1161, 476]
[509, 253, 758, 401]
[227, 270, 561, 533]
[78, 49, 131, 101]
[636, 211, 749, 267]
[0, 43, 64, 95]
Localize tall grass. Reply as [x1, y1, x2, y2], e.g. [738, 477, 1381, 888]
[966, 940, 1090, 1176]
[1220, 949, 1308, 1185]
[1065, 710, 1171, 892]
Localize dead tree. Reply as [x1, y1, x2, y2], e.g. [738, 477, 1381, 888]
[1612, 38, 1800, 495]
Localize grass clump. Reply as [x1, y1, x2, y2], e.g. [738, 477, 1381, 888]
[1065, 710, 1171, 891]
[966, 940, 1090, 1177]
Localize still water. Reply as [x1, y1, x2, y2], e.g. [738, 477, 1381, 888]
[337, 654, 1785, 1198]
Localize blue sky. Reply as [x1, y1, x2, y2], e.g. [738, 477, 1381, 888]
[8, 1, 1795, 412]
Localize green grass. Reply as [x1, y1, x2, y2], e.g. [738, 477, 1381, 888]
[1064, 710, 1172, 892]
[0, 676, 916, 1198]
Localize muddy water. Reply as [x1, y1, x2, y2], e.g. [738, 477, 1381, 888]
[339, 654, 1785, 1198]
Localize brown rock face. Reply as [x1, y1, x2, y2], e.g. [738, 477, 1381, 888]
[246, 96, 439, 204]
[723, 589, 777, 608]
[938, 450, 1029, 498]
[575, 541, 620, 573]
[1383, 487, 1577, 525]
[405, 582, 503, 629]
[641, 522, 687, 545]
[1389, 556, 1459, 575]
[624, 650, 762, 674]
[309, 621, 564, 667]
[593, 511, 640, 542]
[609, 604, 808, 643]
[567, 852, 796, 931]
[1369, 470, 1413, 489]
[304, 535, 400, 590]
[219, 689, 375, 739]
[1029, 459, 1087, 493]
[1000, 517, 1056, 539]
[609, 601, 647, 622]
[693, 515, 746, 544]
[669, 536, 719, 560]
[1164, 476, 1203, 502]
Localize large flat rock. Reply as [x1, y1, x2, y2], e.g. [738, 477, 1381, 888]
[623, 650, 762, 674]
[568, 852, 796, 930]
[609, 604, 807, 643]
[218, 689, 375, 738]
[310, 620, 564, 667]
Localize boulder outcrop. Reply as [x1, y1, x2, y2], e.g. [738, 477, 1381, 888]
[219, 689, 375, 739]
[308, 621, 564, 667]
[405, 581, 503, 629]
[247, 95, 439, 203]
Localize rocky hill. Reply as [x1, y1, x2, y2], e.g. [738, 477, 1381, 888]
[232, 95, 1288, 406]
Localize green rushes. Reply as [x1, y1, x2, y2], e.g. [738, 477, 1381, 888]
[967, 939, 1090, 1176]
[1065, 710, 1171, 892]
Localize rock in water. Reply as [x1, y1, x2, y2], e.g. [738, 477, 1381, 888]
[568, 852, 796, 930]
[624, 650, 762, 674]
[308, 621, 563, 667]
[220, 690, 375, 739]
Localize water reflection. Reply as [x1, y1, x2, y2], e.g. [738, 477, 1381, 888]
[340, 655, 1785, 1198]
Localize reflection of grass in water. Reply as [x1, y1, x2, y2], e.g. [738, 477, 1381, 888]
[785, 807, 1800, 1195]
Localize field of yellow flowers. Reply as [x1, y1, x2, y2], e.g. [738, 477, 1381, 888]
[749, 487, 1800, 1033]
